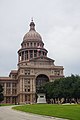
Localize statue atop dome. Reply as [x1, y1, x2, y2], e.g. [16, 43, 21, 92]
[30, 18, 35, 31]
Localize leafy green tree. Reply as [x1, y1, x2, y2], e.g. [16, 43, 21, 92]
[42, 75, 80, 104]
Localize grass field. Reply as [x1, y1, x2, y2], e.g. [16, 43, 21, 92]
[13, 104, 80, 120]
[0, 104, 13, 106]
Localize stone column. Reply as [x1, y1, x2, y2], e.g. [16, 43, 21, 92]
[33, 94, 36, 103]
[23, 78, 24, 92]
[32, 50, 33, 58]
[10, 83, 12, 104]
[33, 79, 36, 92]
[30, 79, 33, 92]
[33, 50, 34, 58]
[4, 97, 6, 104]
[28, 50, 30, 60]
[23, 94, 25, 103]
[25, 51, 27, 60]
[19, 94, 23, 103]
[37, 51, 39, 57]
[30, 94, 33, 104]
[20, 79, 22, 92]
[11, 83, 12, 95]
[23, 51, 25, 60]
[4, 83, 6, 95]
[27, 51, 28, 60]
[21, 52, 22, 61]
[10, 97, 12, 104]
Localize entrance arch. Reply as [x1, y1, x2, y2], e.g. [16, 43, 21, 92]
[36, 74, 49, 93]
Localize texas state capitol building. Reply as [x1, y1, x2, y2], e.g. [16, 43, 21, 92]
[0, 20, 64, 104]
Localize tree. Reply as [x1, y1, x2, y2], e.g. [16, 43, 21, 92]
[0, 84, 4, 103]
[43, 75, 80, 104]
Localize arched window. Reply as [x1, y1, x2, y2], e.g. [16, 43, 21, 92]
[36, 74, 49, 93]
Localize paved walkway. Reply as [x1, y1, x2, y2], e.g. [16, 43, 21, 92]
[0, 106, 68, 120]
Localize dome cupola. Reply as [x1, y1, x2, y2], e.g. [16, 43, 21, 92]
[18, 20, 48, 65]
[23, 20, 42, 41]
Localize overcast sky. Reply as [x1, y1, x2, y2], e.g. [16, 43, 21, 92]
[0, 0, 80, 76]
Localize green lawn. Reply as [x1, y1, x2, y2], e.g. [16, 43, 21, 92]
[0, 104, 13, 106]
[13, 104, 80, 120]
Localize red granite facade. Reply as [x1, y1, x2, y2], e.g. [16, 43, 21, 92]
[0, 20, 64, 104]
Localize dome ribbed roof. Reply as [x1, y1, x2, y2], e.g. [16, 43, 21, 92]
[23, 20, 42, 41]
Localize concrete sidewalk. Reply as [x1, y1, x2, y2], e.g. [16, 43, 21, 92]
[0, 106, 68, 120]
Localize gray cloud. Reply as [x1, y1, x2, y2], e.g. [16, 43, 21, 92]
[0, 0, 80, 76]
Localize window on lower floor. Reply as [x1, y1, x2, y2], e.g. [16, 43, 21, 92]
[54, 70, 60, 76]
[6, 89, 11, 94]
[12, 83, 17, 87]
[28, 89, 30, 92]
[6, 83, 11, 87]
[6, 97, 10, 103]
[25, 70, 30, 75]
[12, 89, 17, 94]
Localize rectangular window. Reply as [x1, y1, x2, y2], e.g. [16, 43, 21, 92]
[12, 89, 17, 94]
[25, 89, 27, 92]
[28, 89, 30, 92]
[6, 83, 10, 87]
[6, 89, 11, 94]
[6, 97, 10, 103]
[25, 70, 30, 75]
[54, 70, 60, 76]
[28, 80, 30, 84]
[12, 83, 16, 87]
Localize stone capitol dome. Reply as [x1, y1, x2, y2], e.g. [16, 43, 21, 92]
[23, 20, 42, 41]
[0, 20, 64, 104]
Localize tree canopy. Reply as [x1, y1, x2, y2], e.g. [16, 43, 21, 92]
[43, 75, 80, 103]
